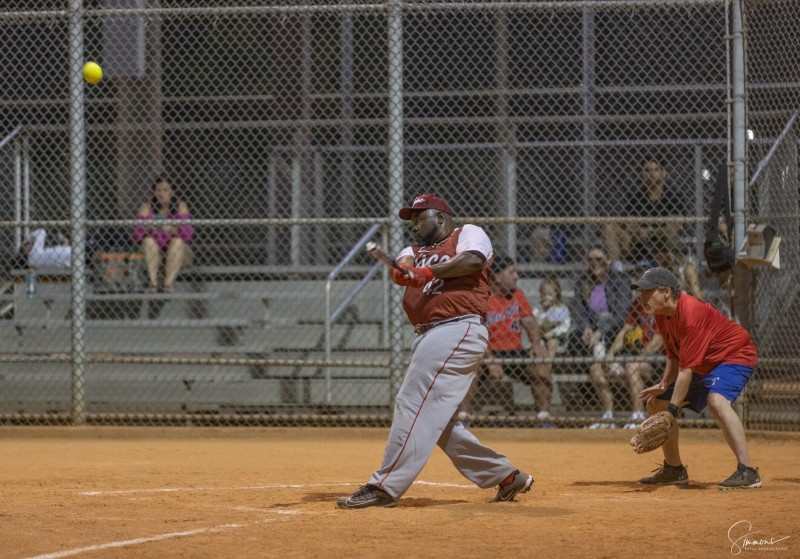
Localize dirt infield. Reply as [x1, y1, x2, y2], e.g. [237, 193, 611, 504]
[1, 427, 798, 559]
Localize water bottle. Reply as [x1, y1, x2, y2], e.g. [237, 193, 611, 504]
[25, 270, 37, 299]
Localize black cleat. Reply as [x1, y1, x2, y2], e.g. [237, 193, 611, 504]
[493, 469, 534, 502]
[638, 462, 688, 485]
[718, 463, 762, 490]
[336, 484, 396, 509]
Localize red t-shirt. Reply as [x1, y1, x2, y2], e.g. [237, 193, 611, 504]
[485, 289, 533, 351]
[400, 225, 492, 326]
[655, 294, 757, 375]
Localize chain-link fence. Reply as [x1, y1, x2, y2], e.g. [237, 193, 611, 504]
[735, 0, 800, 432]
[743, 113, 799, 431]
[0, 1, 798, 429]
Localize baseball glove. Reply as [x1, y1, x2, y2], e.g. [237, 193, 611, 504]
[629, 411, 674, 454]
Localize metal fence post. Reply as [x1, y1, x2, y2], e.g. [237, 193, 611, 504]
[387, 0, 406, 404]
[68, 0, 88, 425]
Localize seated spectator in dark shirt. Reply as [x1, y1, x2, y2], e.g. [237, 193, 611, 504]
[569, 244, 631, 427]
[602, 158, 689, 264]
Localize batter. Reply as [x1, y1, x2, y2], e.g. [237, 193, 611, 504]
[336, 194, 534, 509]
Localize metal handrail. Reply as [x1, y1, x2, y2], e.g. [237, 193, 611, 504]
[748, 111, 798, 189]
[0, 124, 23, 149]
[324, 223, 383, 404]
[0, 125, 28, 252]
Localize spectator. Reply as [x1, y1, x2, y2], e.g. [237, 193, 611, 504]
[602, 158, 688, 265]
[603, 260, 663, 429]
[525, 227, 552, 263]
[525, 226, 568, 265]
[459, 255, 542, 418]
[569, 244, 630, 428]
[25, 229, 71, 270]
[132, 176, 194, 293]
[531, 276, 572, 422]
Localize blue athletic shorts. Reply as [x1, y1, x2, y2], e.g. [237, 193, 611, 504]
[657, 363, 756, 413]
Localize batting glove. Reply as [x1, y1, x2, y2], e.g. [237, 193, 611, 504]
[405, 266, 435, 288]
[390, 265, 414, 286]
[390, 266, 435, 288]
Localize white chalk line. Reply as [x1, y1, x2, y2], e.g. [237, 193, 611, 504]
[25, 481, 475, 559]
[79, 480, 475, 497]
[19, 522, 252, 559]
[413, 480, 477, 489]
[79, 482, 355, 496]
[232, 508, 303, 515]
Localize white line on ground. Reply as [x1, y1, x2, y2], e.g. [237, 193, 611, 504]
[78, 480, 475, 496]
[30, 481, 478, 559]
[413, 481, 476, 488]
[78, 482, 356, 496]
[20, 524, 245, 559]
[232, 507, 304, 515]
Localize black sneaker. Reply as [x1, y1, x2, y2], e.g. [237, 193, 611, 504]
[493, 469, 534, 502]
[336, 484, 396, 509]
[718, 463, 762, 490]
[638, 462, 689, 485]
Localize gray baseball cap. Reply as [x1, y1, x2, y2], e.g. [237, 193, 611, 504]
[630, 266, 678, 290]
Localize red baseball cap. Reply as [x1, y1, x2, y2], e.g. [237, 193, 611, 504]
[399, 194, 453, 220]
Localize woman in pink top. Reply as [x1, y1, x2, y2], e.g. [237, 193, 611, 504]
[133, 176, 193, 293]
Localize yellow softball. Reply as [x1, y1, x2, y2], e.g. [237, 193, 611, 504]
[82, 61, 103, 85]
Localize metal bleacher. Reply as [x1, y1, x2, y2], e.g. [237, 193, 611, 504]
[1, 262, 599, 419]
[0, 266, 399, 415]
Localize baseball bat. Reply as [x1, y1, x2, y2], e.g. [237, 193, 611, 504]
[364, 241, 414, 277]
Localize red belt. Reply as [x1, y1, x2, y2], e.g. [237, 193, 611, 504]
[414, 315, 476, 335]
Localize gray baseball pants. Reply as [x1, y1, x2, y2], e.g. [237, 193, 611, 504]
[368, 316, 516, 499]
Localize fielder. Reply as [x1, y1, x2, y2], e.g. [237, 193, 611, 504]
[633, 267, 761, 489]
[336, 194, 534, 509]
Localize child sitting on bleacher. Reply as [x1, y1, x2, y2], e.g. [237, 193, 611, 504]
[531, 276, 572, 422]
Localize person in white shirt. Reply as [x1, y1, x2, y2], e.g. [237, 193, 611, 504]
[531, 276, 572, 421]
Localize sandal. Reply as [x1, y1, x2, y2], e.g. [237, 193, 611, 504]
[144, 286, 157, 294]
[162, 285, 174, 294]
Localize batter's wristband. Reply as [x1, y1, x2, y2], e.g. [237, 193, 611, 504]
[667, 403, 680, 417]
